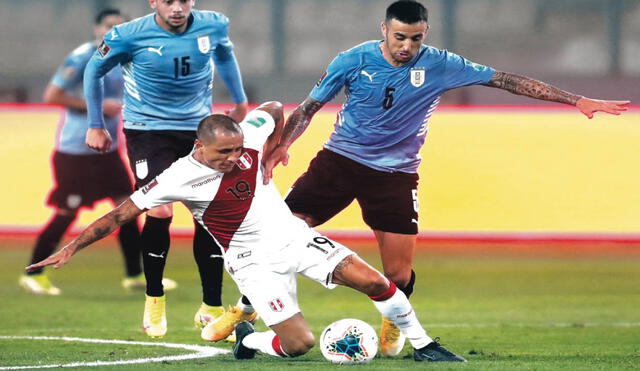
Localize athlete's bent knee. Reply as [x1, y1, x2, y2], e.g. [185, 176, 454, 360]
[282, 332, 315, 357]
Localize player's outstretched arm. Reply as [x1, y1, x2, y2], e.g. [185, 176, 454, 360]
[485, 71, 630, 119]
[25, 199, 144, 272]
[262, 97, 325, 184]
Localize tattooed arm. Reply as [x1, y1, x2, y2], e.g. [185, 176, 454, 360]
[485, 71, 630, 119]
[262, 97, 325, 184]
[26, 199, 144, 271]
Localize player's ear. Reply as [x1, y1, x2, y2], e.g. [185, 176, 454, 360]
[194, 139, 204, 150]
[148, 0, 156, 10]
[380, 22, 387, 38]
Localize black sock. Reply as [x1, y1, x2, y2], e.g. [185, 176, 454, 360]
[28, 212, 76, 275]
[118, 219, 142, 277]
[241, 295, 252, 306]
[193, 220, 224, 306]
[141, 215, 172, 297]
[398, 270, 416, 299]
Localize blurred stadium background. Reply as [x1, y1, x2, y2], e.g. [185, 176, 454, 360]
[0, 0, 638, 238]
[1, 0, 639, 103]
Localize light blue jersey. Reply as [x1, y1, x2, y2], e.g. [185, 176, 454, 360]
[311, 41, 495, 173]
[85, 9, 246, 132]
[52, 42, 123, 155]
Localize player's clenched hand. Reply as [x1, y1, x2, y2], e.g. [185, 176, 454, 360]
[226, 101, 249, 123]
[262, 145, 289, 185]
[25, 246, 76, 272]
[102, 99, 122, 118]
[86, 128, 113, 153]
[576, 98, 630, 119]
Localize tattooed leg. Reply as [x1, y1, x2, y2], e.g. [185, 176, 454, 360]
[331, 255, 391, 297]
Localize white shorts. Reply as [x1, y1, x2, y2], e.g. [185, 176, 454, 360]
[224, 230, 356, 326]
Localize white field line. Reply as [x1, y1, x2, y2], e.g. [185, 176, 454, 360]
[0, 336, 229, 370]
[1, 322, 639, 336]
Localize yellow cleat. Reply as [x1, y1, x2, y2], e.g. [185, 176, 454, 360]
[19, 274, 61, 295]
[143, 295, 167, 338]
[193, 303, 225, 329]
[201, 306, 258, 342]
[380, 316, 406, 356]
[122, 274, 178, 292]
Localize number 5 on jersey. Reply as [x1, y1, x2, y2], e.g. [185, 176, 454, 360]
[383, 87, 395, 109]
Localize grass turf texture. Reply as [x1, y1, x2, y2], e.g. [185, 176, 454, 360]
[1, 236, 639, 370]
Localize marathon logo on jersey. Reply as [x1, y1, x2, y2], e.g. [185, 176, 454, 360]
[236, 152, 253, 170]
[197, 35, 211, 54]
[191, 175, 221, 188]
[316, 71, 327, 87]
[97, 40, 111, 58]
[410, 67, 426, 88]
[141, 179, 158, 195]
[269, 298, 285, 312]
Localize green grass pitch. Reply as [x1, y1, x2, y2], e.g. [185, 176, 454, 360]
[1, 237, 639, 370]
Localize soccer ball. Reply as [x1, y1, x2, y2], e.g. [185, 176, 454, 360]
[319, 318, 378, 364]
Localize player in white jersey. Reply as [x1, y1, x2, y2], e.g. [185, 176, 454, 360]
[26, 102, 466, 363]
[263, 0, 630, 356]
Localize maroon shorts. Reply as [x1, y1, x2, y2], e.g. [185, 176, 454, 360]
[47, 150, 133, 210]
[284, 149, 420, 235]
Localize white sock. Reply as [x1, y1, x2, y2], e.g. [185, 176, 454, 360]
[242, 330, 289, 357]
[371, 283, 433, 349]
[237, 297, 255, 314]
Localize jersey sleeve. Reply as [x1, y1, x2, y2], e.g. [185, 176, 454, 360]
[212, 14, 247, 104]
[442, 50, 495, 90]
[240, 109, 275, 151]
[84, 26, 131, 129]
[309, 52, 351, 103]
[129, 166, 183, 211]
[50, 51, 89, 91]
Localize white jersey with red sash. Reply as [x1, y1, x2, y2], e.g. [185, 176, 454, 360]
[130, 109, 310, 262]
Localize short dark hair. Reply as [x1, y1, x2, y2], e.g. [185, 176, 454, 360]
[197, 114, 242, 144]
[385, 1, 428, 24]
[95, 8, 122, 25]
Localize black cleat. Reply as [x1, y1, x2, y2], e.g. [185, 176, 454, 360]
[414, 339, 467, 362]
[232, 321, 257, 360]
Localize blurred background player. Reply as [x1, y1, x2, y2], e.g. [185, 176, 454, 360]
[18, 9, 177, 295]
[83, 0, 250, 338]
[263, 0, 630, 357]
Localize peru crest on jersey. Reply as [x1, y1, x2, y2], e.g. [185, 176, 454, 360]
[237, 152, 253, 170]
